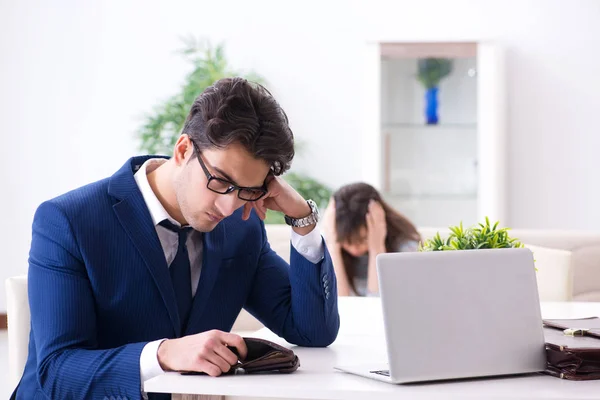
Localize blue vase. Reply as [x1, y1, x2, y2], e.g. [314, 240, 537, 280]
[425, 87, 439, 125]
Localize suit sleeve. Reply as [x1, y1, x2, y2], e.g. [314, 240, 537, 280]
[244, 221, 340, 347]
[28, 201, 147, 399]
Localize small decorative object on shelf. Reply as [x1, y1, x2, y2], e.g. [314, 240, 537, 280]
[417, 58, 453, 125]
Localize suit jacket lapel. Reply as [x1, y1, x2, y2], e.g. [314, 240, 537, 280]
[108, 156, 182, 337]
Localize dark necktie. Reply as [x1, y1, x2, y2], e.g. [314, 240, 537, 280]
[159, 219, 193, 329]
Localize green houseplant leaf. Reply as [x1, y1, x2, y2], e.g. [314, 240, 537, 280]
[136, 37, 332, 224]
[137, 37, 263, 156]
[419, 217, 525, 252]
[417, 58, 453, 89]
[418, 217, 536, 269]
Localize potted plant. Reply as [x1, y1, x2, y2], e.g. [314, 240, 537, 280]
[416, 58, 453, 125]
[419, 217, 525, 252]
[137, 37, 263, 155]
[136, 37, 331, 224]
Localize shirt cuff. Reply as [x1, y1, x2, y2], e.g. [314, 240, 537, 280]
[140, 339, 167, 394]
[290, 225, 324, 264]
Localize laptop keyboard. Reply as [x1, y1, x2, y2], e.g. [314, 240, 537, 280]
[370, 370, 390, 377]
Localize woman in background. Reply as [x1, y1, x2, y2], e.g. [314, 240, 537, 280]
[323, 182, 421, 296]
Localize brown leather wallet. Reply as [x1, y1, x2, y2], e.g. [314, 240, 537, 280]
[543, 317, 600, 380]
[181, 337, 300, 376]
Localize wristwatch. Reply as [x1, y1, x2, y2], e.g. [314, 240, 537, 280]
[284, 199, 320, 228]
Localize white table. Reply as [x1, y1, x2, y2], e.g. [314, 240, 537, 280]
[145, 298, 600, 400]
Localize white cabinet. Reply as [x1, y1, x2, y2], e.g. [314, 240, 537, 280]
[383, 124, 478, 227]
[361, 42, 506, 227]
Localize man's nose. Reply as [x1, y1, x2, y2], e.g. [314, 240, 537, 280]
[215, 192, 244, 216]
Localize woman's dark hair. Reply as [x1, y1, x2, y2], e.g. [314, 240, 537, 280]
[182, 77, 294, 176]
[333, 182, 421, 293]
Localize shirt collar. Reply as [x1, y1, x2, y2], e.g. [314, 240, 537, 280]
[133, 158, 181, 227]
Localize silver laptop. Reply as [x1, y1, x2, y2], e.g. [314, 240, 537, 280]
[335, 248, 546, 383]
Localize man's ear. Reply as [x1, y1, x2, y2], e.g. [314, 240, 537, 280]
[173, 134, 194, 165]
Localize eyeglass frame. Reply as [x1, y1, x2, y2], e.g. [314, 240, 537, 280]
[190, 140, 269, 202]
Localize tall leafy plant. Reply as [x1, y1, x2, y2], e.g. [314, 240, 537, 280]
[138, 37, 262, 155]
[137, 37, 332, 223]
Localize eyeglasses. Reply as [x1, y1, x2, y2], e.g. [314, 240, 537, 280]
[191, 141, 268, 202]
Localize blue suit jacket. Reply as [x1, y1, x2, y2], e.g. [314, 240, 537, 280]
[16, 156, 339, 400]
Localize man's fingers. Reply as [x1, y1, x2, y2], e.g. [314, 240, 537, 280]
[215, 344, 240, 366]
[254, 204, 266, 220]
[221, 333, 248, 360]
[259, 203, 270, 219]
[196, 358, 222, 377]
[242, 202, 267, 220]
[242, 203, 252, 220]
[204, 351, 232, 374]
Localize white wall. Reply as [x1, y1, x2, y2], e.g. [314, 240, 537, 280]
[1, 0, 600, 311]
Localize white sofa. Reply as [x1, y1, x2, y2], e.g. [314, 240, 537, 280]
[265, 224, 600, 302]
[419, 227, 600, 302]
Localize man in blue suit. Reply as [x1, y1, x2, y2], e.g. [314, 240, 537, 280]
[15, 78, 339, 399]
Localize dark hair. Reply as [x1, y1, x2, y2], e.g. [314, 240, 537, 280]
[333, 182, 421, 292]
[182, 77, 294, 176]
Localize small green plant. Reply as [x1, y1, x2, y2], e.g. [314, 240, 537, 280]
[417, 58, 453, 89]
[419, 217, 525, 252]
